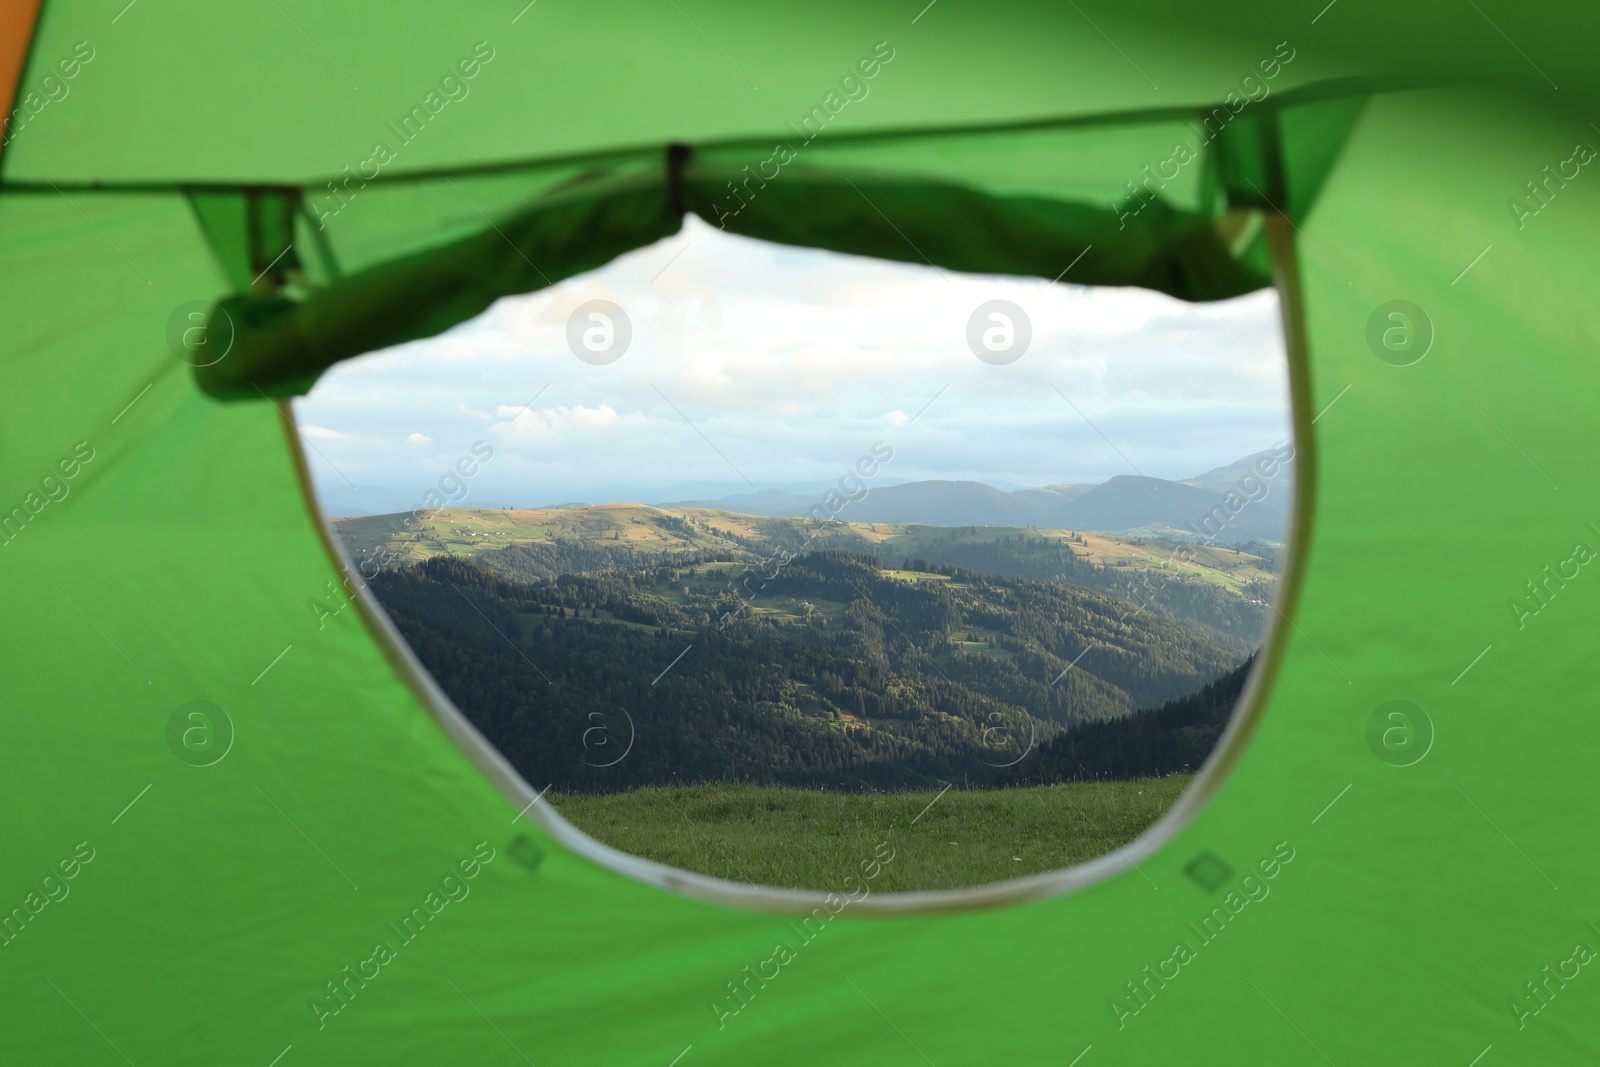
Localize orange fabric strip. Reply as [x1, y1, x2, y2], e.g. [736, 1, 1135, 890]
[0, 0, 45, 171]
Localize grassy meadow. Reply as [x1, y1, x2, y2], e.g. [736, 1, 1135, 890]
[553, 777, 1191, 893]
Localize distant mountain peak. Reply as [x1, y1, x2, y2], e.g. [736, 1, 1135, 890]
[517, 446, 1294, 542]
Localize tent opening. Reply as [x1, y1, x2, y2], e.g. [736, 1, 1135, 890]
[288, 213, 1293, 896]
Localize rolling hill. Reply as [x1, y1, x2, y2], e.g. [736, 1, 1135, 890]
[366, 550, 1246, 792]
[337, 500, 1271, 796]
[333, 504, 1278, 649]
[664, 447, 1295, 541]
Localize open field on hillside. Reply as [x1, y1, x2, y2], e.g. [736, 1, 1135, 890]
[553, 777, 1191, 892]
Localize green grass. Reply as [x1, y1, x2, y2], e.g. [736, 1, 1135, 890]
[552, 777, 1190, 892]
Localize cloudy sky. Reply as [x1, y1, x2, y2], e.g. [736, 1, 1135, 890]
[293, 215, 1290, 515]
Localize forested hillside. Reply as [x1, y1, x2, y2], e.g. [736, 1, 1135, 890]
[989, 658, 1253, 786]
[367, 550, 1244, 792]
[337, 504, 1276, 651]
[879, 537, 1270, 649]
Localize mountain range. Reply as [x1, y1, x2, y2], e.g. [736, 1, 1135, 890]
[665, 449, 1294, 544]
[320, 448, 1294, 545]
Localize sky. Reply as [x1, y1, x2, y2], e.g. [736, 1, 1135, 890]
[293, 215, 1291, 515]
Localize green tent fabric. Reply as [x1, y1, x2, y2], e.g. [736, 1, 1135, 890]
[4, 2, 1599, 1064]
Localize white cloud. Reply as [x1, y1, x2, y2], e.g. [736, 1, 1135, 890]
[406, 432, 434, 445]
[490, 403, 656, 450]
[300, 424, 349, 440]
[294, 215, 1290, 499]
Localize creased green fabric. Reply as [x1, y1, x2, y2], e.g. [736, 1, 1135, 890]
[196, 173, 683, 399]
[197, 114, 1291, 399]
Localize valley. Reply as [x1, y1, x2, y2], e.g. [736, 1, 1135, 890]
[332, 490, 1277, 889]
[361, 537, 1256, 793]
